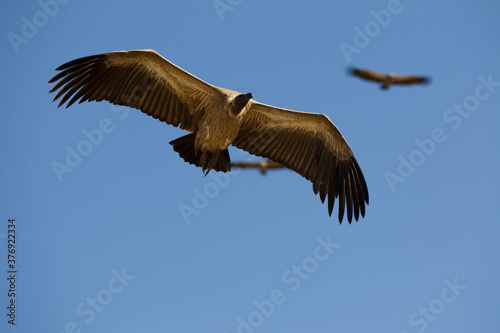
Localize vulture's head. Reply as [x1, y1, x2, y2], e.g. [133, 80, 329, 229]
[230, 93, 253, 116]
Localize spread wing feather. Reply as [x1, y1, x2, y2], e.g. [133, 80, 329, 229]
[48, 49, 225, 132]
[233, 102, 369, 223]
[348, 68, 387, 83]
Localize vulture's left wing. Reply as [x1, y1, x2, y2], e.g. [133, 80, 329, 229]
[392, 75, 430, 86]
[348, 68, 387, 83]
[233, 102, 369, 223]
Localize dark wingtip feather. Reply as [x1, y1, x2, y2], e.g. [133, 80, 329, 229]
[338, 179, 346, 224]
[54, 54, 102, 71]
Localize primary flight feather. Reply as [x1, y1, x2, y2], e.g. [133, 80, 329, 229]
[49, 49, 369, 223]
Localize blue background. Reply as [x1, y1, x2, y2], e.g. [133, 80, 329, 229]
[1, 1, 499, 332]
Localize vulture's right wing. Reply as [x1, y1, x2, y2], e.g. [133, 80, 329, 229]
[348, 68, 387, 83]
[49, 49, 225, 132]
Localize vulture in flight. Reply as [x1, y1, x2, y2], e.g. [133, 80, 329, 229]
[232, 160, 287, 175]
[49, 49, 369, 223]
[348, 67, 430, 90]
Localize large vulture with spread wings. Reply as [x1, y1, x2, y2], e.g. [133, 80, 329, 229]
[348, 67, 430, 90]
[49, 49, 369, 223]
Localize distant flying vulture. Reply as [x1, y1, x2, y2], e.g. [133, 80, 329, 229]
[49, 50, 369, 223]
[348, 67, 430, 90]
[232, 160, 287, 175]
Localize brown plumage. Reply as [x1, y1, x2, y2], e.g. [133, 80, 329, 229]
[348, 67, 430, 89]
[232, 160, 286, 175]
[49, 49, 369, 223]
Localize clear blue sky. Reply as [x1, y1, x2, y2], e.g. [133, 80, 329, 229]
[1, 1, 499, 332]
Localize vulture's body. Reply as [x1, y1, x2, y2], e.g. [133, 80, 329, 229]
[348, 67, 430, 89]
[49, 49, 369, 223]
[232, 160, 286, 175]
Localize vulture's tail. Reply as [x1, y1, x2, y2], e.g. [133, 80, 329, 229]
[169, 133, 231, 175]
